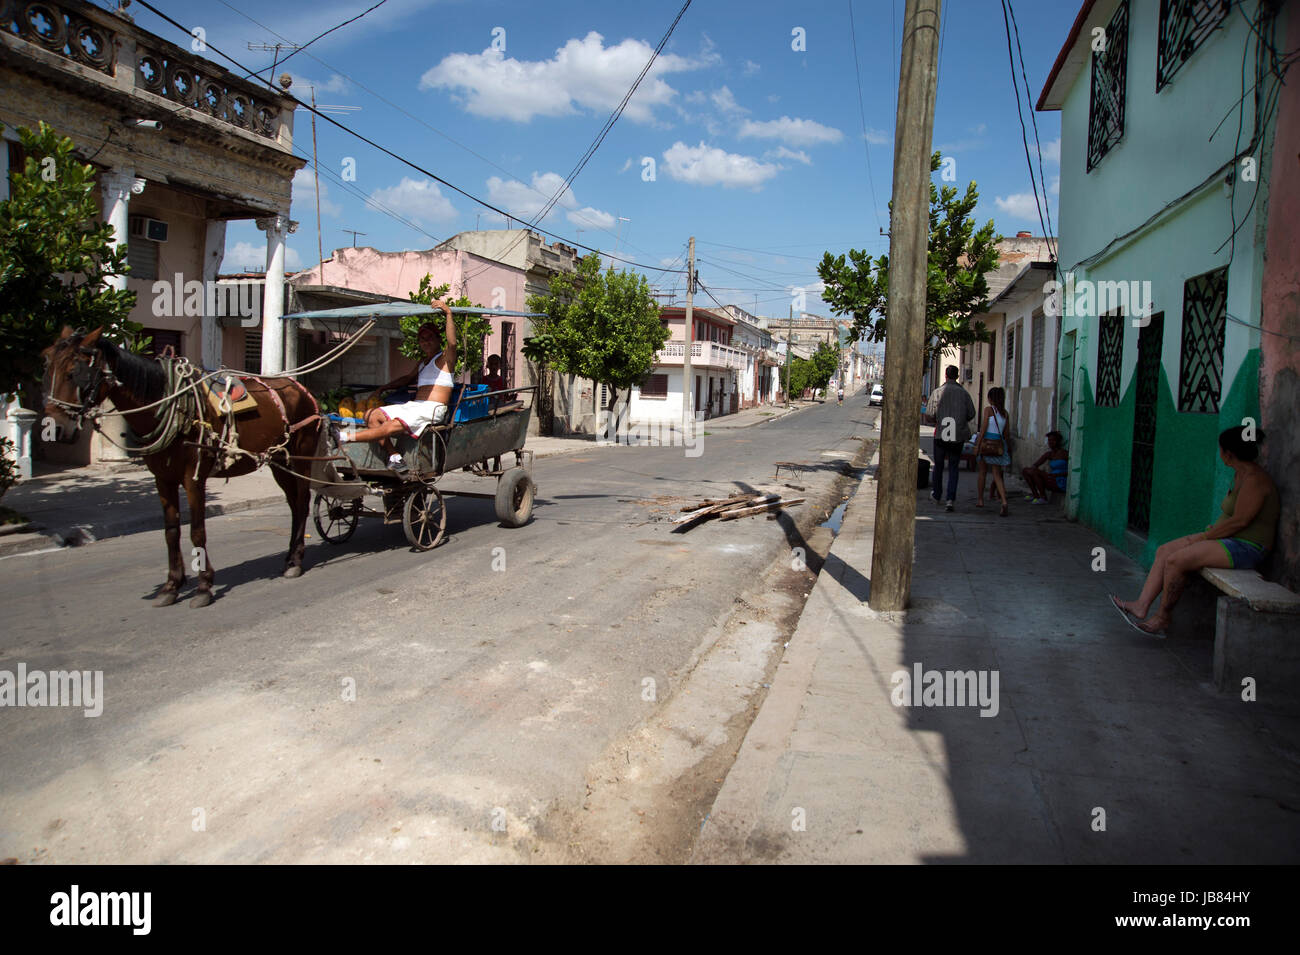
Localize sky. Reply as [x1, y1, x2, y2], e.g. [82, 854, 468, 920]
[121, 0, 1080, 324]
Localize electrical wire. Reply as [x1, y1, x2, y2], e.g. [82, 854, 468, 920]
[127, 0, 685, 275]
[847, 0, 884, 234]
[1005, 0, 1058, 262]
[998, 0, 1054, 263]
[246, 0, 390, 80]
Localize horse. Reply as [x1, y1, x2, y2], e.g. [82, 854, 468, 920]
[41, 327, 323, 607]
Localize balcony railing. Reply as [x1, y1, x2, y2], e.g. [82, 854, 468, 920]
[657, 340, 746, 369]
[3, 0, 285, 143]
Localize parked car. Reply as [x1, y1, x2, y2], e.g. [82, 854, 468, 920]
[869, 384, 884, 406]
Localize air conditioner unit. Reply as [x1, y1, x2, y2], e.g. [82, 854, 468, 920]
[128, 215, 169, 242]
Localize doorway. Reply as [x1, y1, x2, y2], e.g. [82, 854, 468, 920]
[1127, 313, 1164, 534]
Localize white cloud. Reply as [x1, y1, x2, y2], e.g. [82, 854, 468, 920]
[738, 116, 843, 146]
[567, 206, 616, 230]
[743, 60, 761, 76]
[863, 127, 890, 145]
[485, 171, 616, 232]
[661, 141, 778, 189]
[1042, 138, 1061, 162]
[994, 192, 1044, 220]
[764, 146, 812, 165]
[367, 177, 458, 225]
[618, 157, 633, 174]
[225, 241, 301, 271]
[420, 31, 709, 123]
[287, 72, 348, 95]
[292, 168, 341, 217]
[1049, 175, 1060, 195]
[711, 85, 747, 115]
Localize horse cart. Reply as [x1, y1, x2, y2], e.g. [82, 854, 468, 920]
[311, 385, 537, 551]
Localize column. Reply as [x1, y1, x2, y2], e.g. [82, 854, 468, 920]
[100, 169, 145, 291]
[201, 220, 227, 369]
[255, 215, 297, 375]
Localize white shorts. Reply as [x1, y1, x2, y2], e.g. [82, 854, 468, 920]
[381, 400, 448, 436]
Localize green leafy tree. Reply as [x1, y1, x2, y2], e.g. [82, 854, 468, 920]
[785, 342, 840, 398]
[0, 122, 144, 397]
[524, 253, 668, 434]
[817, 152, 1001, 354]
[400, 275, 490, 376]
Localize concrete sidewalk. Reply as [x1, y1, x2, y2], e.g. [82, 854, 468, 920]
[0, 432, 601, 558]
[694, 453, 1300, 863]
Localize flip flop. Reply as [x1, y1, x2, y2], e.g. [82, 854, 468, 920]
[1110, 596, 1165, 637]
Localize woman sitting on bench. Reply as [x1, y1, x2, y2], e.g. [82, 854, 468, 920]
[1110, 425, 1279, 635]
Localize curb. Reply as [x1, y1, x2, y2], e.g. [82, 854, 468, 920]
[0, 492, 288, 559]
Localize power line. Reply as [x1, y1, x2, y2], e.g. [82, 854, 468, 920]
[1005, 0, 1057, 261]
[998, 0, 1053, 261]
[247, 0, 390, 80]
[128, 0, 685, 275]
[461, 0, 693, 282]
[847, 0, 883, 234]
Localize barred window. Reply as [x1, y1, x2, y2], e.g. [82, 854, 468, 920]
[1031, 311, 1046, 387]
[1157, 0, 1229, 91]
[1005, 325, 1017, 394]
[1096, 310, 1124, 407]
[243, 330, 262, 374]
[1177, 267, 1227, 413]
[1087, 0, 1129, 172]
[640, 373, 668, 398]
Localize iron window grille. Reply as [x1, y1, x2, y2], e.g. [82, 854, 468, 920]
[1087, 0, 1130, 172]
[1177, 267, 1228, 413]
[1031, 311, 1046, 387]
[1127, 313, 1165, 534]
[1096, 310, 1124, 407]
[243, 330, 262, 374]
[1157, 0, 1230, 91]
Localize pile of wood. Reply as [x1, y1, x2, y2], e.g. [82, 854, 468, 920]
[671, 492, 804, 533]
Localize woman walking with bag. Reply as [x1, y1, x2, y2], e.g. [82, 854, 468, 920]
[975, 387, 1012, 517]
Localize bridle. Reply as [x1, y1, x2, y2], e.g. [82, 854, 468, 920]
[43, 338, 115, 429]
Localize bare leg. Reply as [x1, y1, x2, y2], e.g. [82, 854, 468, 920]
[349, 410, 408, 456]
[1139, 541, 1232, 632]
[1022, 468, 1045, 498]
[992, 464, 1008, 510]
[154, 477, 185, 607]
[1114, 534, 1200, 618]
[976, 461, 987, 506]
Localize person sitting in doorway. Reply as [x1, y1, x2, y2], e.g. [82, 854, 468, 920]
[1109, 425, 1280, 636]
[483, 354, 506, 393]
[1021, 430, 1069, 504]
[338, 301, 456, 471]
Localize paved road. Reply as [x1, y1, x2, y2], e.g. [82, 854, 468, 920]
[0, 400, 878, 862]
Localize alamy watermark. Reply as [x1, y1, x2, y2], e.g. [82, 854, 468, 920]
[890, 663, 999, 717]
[152, 275, 261, 326]
[0, 663, 103, 717]
[1043, 272, 1154, 326]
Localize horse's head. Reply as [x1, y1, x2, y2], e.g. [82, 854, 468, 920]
[41, 326, 107, 442]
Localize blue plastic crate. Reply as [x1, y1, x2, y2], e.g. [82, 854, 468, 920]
[326, 413, 365, 426]
[452, 384, 490, 423]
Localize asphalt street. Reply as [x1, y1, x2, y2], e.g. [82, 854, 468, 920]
[0, 400, 877, 862]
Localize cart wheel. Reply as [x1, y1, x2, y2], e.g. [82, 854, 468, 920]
[495, 467, 534, 527]
[402, 483, 447, 551]
[313, 494, 360, 544]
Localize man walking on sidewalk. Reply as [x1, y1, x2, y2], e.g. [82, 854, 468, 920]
[925, 365, 977, 512]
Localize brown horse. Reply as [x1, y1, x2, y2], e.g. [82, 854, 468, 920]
[41, 327, 322, 606]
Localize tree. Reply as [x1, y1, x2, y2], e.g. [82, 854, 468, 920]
[817, 152, 1001, 355]
[0, 122, 143, 397]
[401, 275, 490, 376]
[786, 342, 840, 397]
[524, 253, 668, 437]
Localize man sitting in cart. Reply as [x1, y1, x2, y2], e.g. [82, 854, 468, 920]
[338, 300, 456, 467]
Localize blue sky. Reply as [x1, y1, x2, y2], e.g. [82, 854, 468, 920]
[125, 0, 1079, 319]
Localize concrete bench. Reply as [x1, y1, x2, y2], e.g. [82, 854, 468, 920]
[1197, 568, 1300, 697]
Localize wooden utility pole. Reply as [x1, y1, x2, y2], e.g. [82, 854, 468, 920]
[682, 236, 695, 437]
[784, 302, 793, 406]
[870, 0, 941, 612]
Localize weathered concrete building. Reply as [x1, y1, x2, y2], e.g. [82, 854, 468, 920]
[1, 0, 303, 463]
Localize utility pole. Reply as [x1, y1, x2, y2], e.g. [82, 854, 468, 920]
[682, 236, 695, 437]
[784, 302, 793, 406]
[309, 86, 323, 283]
[870, 0, 941, 612]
